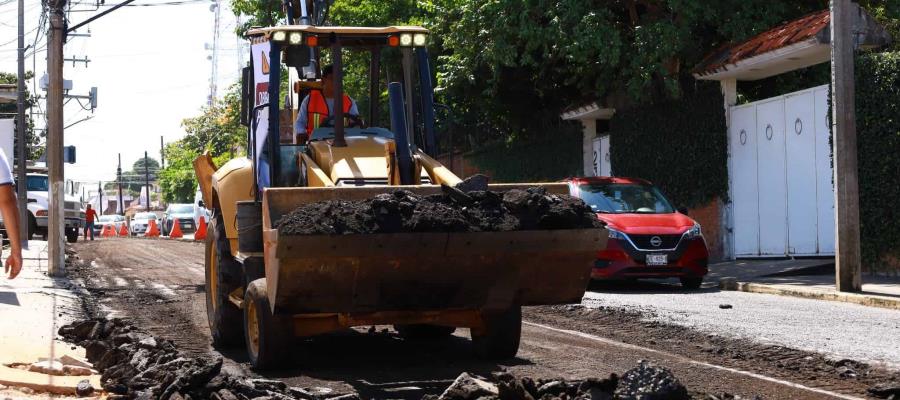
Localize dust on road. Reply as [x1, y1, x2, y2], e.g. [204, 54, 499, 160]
[67, 239, 898, 399]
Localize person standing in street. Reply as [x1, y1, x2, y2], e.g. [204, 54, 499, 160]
[0, 149, 23, 279]
[84, 203, 98, 241]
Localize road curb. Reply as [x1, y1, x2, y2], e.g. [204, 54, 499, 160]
[719, 278, 900, 311]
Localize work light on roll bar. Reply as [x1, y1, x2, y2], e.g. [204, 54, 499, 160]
[399, 33, 413, 46]
[289, 32, 303, 44]
[272, 31, 287, 42]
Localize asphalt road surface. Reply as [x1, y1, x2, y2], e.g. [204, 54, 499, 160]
[67, 239, 899, 399]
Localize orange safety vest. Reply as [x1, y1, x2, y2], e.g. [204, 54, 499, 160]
[306, 90, 353, 135]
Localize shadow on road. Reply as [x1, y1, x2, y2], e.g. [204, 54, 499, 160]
[234, 328, 528, 399]
[587, 279, 722, 295]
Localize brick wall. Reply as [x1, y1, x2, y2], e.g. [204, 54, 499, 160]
[688, 199, 724, 262]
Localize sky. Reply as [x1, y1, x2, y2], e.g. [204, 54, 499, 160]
[0, 0, 244, 187]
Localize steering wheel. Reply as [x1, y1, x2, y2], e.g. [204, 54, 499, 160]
[320, 115, 365, 129]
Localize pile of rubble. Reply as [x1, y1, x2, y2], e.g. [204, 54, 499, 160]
[275, 186, 602, 236]
[57, 319, 357, 399]
[59, 318, 697, 400]
[430, 363, 688, 400]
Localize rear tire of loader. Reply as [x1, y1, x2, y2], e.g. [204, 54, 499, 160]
[395, 324, 456, 340]
[244, 278, 291, 370]
[471, 306, 522, 360]
[205, 215, 244, 347]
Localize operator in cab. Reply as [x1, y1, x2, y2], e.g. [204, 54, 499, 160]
[294, 64, 361, 137]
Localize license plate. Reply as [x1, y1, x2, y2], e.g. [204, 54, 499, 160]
[646, 254, 668, 266]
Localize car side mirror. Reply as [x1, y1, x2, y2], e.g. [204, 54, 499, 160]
[197, 200, 205, 208]
[677, 207, 689, 216]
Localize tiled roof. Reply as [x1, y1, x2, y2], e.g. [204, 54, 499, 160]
[693, 10, 830, 76]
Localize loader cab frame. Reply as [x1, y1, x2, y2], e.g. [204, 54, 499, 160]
[241, 26, 439, 194]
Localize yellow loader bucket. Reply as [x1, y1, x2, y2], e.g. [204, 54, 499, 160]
[261, 184, 607, 315]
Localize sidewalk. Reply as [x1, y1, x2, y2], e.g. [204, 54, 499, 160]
[0, 241, 102, 397]
[708, 258, 900, 310]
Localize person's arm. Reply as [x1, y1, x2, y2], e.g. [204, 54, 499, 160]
[294, 95, 310, 135]
[0, 184, 22, 279]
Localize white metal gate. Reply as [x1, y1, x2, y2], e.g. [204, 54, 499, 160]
[729, 85, 835, 257]
[592, 135, 611, 176]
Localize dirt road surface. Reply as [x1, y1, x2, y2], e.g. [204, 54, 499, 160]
[67, 239, 898, 399]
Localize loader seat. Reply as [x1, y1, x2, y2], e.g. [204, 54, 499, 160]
[278, 145, 306, 186]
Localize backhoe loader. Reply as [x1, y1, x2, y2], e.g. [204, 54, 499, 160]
[193, 2, 607, 370]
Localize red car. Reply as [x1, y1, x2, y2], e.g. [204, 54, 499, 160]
[566, 177, 709, 289]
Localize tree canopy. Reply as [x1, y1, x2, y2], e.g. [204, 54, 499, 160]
[223, 1, 897, 148]
[0, 71, 43, 161]
[158, 86, 245, 203]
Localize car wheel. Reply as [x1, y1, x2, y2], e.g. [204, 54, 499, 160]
[26, 213, 36, 240]
[66, 228, 78, 243]
[680, 276, 703, 290]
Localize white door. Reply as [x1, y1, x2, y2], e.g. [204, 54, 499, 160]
[591, 135, 611, 176]
[730, 105, 760, 256]
[814, 86, 836, 253]
[756, 100, 788, 255]
[785, 92, 819, 255]
[727, 85, 834, 258]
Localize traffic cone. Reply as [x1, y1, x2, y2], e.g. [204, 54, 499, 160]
[101, 224, 116, 238]
[169, 220, 184, 239]
[118, 223, 129, 237]
[145, 219, 160, 238]
[194, 216, 207, 241]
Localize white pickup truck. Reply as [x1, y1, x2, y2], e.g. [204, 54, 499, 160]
[0, 173, 85, 243]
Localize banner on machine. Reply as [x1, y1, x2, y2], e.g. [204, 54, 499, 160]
[251, 39, 271, 189]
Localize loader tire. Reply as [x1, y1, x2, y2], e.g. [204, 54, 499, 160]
[205, 215, 243, 347]
[244, 278, 292, 370]
[394, 324, 456, 340]
[471, 306, 522, 360]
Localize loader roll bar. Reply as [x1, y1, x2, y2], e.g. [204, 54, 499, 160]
[331, 34, 346, 147]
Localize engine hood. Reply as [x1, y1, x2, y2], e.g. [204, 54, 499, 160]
[597, 212, 696, 235]
[27, 191, 83, 208]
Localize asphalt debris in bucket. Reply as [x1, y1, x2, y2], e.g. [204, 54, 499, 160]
[275, 187, 603, 236]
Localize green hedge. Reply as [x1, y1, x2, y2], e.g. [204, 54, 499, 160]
[608, 83, 727, 208]
[467, 126, 583, 182]
[853, 52, 900, 271]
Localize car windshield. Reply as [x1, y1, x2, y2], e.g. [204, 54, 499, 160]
[578, 183, 675, 214]
[26, 176, 49, 191]
[98, 215, 116, 222]
[135, 213, 156, 220]
[169, 205, 193, 214]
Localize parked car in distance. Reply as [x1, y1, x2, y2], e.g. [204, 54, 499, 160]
[566, 176, 709, 289]
[93, 214, 127, 236]
[162, 204, 197, 235]
[130, 212, 161, 236]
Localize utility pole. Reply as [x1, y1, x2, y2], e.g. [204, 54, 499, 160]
[15, 0, 28, 245]
[98, 181, 103, 215]
[47, 0, 67, 276]
[160, 136, 165, 169]
[831, 0, 862, 292]
[144, 151, 150, 211]
[117, 154, 124, 215]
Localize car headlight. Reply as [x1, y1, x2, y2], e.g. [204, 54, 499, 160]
[607, 228, 627, 241]
[683, 223, 702, 239]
